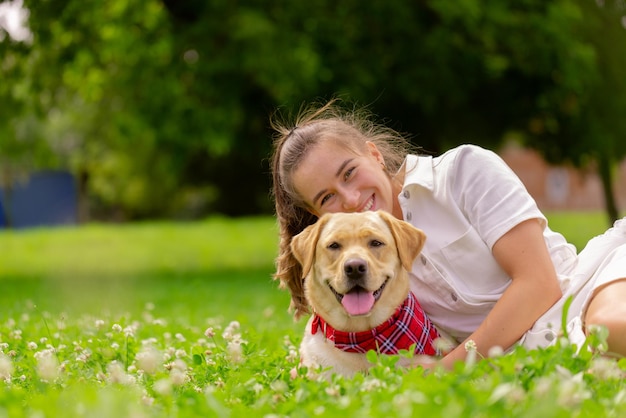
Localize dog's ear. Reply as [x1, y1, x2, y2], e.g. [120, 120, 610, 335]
[377, 211, 426, 271]
[290, 215, 330, 278]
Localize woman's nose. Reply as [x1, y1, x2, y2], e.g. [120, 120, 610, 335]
[341, 188, 360, 211]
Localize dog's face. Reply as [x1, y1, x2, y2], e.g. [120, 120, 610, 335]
[291, 211, 426, 332]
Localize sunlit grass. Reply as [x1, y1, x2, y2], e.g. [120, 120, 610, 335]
[0, 216, 278, 279]
[544, 211, 619, 251]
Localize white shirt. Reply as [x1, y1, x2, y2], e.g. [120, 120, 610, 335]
[400, 145, 578, 344]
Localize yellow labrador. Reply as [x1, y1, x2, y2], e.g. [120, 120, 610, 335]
[291, 211, 440, 377]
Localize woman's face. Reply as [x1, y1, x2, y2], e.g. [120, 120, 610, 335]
[291, 139, 399, 217]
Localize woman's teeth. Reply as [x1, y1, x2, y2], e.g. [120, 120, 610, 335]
[361, 197, 374, 212]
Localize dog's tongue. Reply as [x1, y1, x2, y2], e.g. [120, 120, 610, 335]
[341, 288, 375, 316]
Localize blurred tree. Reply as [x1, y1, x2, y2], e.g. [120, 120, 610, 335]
[522, 0, 626, 223]
[1, 0, 624, 220]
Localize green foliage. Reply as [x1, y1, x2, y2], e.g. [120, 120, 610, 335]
[2, 1, 625, 218]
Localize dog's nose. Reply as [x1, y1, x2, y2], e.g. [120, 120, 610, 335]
[344, 258, 368, 280]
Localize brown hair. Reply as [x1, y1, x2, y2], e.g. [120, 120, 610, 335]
[270, 99, 415, 319]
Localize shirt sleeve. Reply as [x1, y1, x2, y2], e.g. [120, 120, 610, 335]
[446, 145, 546, 249]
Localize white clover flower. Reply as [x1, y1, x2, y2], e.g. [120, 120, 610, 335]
[145, 302, 155, 311]
[142, 337, 158, 346]
[111, 342, 120, 350]
[76, 351, 91, 363]
[325, 385, 340, 397]
[152, 318, 167, 326]
[172, 358, 186, 371]
[36, 350, 59, 382]
[252, 382, 264, 395]
[175, 349, 187, 359]
[488, 382, 526, 405]
[557, 372, 591, 408]
[153, 378, 172, 396]
[27, 342, 38, 350]
[532, 377, 554, 397]
[95, 319, 105, 329]
[433, 337, 455, 354]
[227, 341, 244, 364]
[123, 326, 135, 338]
[222, 321, 240, 340]
[112, 324, 123, 333]
[204, 327, 215, 338]
[588, 357, 624, 380]
[0, 354, 14, 380]
[270, 380, 288, 393]
[175, 333, 186, 342]
[286, 349, 298, 363]
[170, 368, 187, 386]
[464, 339, 477, 352]
[107, 361, 132, 385]
[136, 347, 162, 376]
[362, 377, 386, 392]
[487, 345, 504, 358]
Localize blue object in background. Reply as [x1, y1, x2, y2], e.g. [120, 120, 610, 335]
[0, 171, 77, 229]
[0, 199, 5, 227]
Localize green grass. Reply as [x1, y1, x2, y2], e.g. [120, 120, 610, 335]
[544, 211, 618, 251]
[0, 213, 624, 417]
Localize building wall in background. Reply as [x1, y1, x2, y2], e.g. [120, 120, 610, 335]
[499, 143, 626, 212]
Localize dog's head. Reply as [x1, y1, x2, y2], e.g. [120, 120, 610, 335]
[291, 211, 426, 332]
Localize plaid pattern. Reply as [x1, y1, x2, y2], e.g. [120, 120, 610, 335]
[311, 292, 440, 355]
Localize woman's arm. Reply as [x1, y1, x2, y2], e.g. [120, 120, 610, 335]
[439, 218, 563, 368]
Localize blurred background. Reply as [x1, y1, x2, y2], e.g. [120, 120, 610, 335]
[1, 0, 625, 228]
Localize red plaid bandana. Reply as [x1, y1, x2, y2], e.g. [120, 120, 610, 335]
[311, 292, 440, 356]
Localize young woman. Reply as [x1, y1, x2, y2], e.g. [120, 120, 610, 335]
[270, 100, 626, 369]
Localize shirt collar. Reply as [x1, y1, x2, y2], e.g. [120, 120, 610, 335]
[402, 154, 434, 191]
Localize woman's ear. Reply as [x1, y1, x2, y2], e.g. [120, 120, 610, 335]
[366, 141, 385, 167]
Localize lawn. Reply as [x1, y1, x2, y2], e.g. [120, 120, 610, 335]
[0, 213, 624, 417]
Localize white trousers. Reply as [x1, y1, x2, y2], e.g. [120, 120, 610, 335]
[522, 217, 626, 349]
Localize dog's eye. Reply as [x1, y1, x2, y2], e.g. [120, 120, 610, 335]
[369, 240, 385, 248]
[327, 242, 341, 250]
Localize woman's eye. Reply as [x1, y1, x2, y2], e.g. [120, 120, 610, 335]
[320, 193, 334, 206]
[344, 167, 355, 180]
